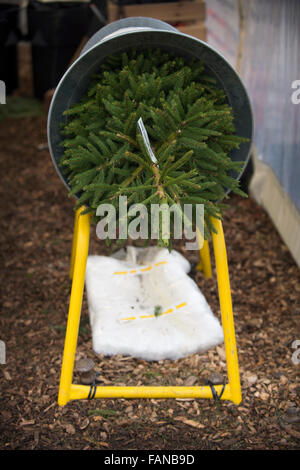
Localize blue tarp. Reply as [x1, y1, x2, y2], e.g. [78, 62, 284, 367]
[206, 0, 300, 211]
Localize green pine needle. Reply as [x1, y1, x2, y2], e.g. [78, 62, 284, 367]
[60, 48, 249, 247]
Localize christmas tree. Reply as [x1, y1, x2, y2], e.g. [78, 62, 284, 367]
[60, 48, 249, 248]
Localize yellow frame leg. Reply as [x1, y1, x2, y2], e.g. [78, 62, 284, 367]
[69, 206, 81, 280]
[211, 217, 242, 405]
[196, 226, 212, 278]
[58, 207, 91, 406]
[58, 211, 241, 406]
[197, 239, 212, 279]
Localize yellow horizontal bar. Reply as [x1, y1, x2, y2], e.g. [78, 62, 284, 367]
[69, 383, 233, 402]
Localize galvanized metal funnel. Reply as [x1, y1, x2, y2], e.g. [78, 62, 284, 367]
[47, 17, 253, 193]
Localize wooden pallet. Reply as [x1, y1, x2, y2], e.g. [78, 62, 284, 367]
[107, 0, 207, 41]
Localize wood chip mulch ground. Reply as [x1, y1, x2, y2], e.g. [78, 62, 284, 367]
[0, 45, 299, 451]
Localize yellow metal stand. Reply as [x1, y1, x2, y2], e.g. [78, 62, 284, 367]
[58, 207, 242, 406]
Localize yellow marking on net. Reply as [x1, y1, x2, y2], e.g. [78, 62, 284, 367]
[120, 302, 187, 322]
[140, 266, 153, 272]
[160, 308, 173, 316]
[176, 302, 187, 309]
[113, 261, 167, 276]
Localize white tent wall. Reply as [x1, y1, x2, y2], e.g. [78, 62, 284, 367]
[206, 0, 300, 268]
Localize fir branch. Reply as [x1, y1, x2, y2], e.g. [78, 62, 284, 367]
[60, 47, 249, 245]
